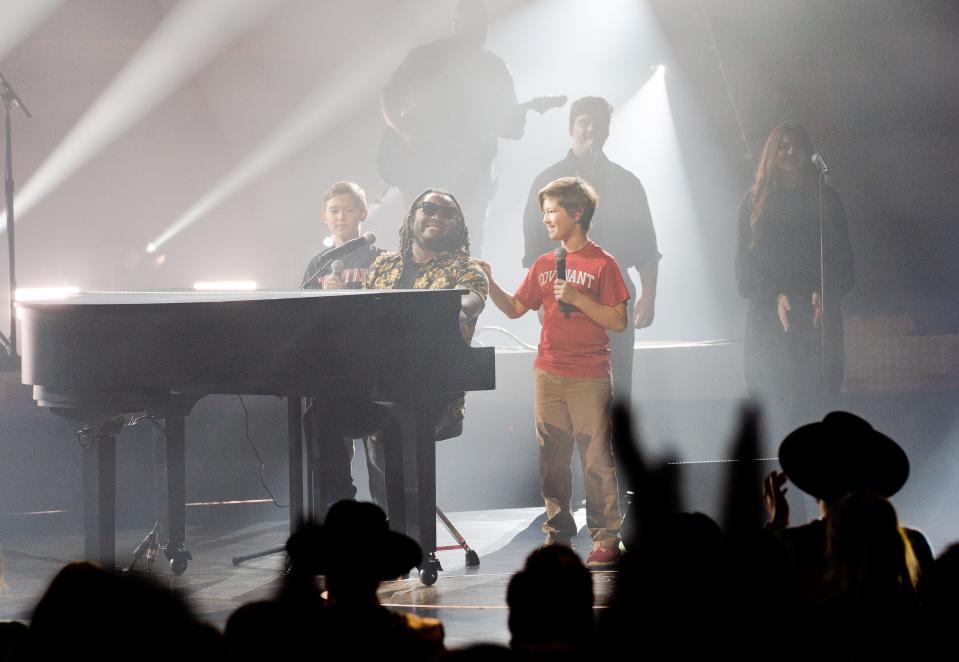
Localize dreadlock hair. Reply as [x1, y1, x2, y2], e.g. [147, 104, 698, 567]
[748, 122, 818, 248]
[398, 189, 471, 262]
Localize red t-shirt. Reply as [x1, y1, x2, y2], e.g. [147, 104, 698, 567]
[515, 241, 630, 379]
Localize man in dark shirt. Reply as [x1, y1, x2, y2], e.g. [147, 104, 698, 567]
[523, 96, 661, 403]
[379, 0, 526, 255]
[361, 189, 487, 523]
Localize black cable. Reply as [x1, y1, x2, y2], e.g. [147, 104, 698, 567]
[237, 395, 288, 508]
[698, 0, 755, 169]
[125, 404, 288, 508]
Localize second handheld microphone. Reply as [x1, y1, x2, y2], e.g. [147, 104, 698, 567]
[554, 247, 573, 319]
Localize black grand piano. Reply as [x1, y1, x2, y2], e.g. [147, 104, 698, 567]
[18, 288, 494, 583]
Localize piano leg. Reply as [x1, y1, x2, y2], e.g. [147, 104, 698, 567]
[414, 412, 437, 555]
[288, 397, 306, 528]
[164, 411, 191, 574]
[382, 417, 408, 536]
[82, 431, 116, 568]
[413, 407, 442, 586]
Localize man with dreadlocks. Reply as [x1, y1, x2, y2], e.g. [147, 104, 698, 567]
[365, 189, 487, 339]
[358, 189, 489, 511]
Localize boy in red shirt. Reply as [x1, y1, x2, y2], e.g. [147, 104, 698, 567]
[482, 176, 628, 566]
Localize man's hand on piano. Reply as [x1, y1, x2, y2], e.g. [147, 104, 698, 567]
[459, 291, 485, 343]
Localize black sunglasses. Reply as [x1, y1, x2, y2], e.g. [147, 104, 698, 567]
[416, 200, 459, 221]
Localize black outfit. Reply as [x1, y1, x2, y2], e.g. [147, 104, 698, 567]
[799, 522, 928, 662]
[779, 518, 933, 605]
[302, 244, 383, 290]
[736, 184, 854, 429]
[381, 36, 522, 254]
[523, 150, 661, 402]
[301, 242, 385, 513]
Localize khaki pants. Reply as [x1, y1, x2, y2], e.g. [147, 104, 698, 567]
[534, 367, 621, 546]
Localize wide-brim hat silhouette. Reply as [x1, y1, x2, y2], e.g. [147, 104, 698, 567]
[779, 411, 909, 502]
[285, 500, 422, 580]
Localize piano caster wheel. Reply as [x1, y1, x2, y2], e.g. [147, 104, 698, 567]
[165, 545, 192, 576]
[170, 553, 189, 576]
[418, 565, 438, 586]
[465, 550, 480, 567]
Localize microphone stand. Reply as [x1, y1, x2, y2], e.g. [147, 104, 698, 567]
[817, 166, 827, 375]
[1, 73, 30, 367]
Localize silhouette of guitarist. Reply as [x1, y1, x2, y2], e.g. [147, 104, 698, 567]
[379, 0, 563, 255]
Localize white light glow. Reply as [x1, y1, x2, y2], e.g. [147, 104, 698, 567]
[605, 62, 721, 340]
[322, 235, 335, 249]
[14, 286, 80, 301]
[193, 281, 257, 291]
[0, 0, 283, 233]
[144, 18, 432, 252]
[0, 0, 64, 63]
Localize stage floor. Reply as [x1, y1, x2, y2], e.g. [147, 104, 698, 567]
[0, 507, 615, 648]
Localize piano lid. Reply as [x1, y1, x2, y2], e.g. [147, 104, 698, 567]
[19, 288, 493, 401]
[15, 288, 476, 307]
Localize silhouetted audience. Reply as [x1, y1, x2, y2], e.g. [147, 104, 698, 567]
[601, 404, 805, 659]
[920, 543, 959, 655]
[7, 561, 224, 662]
[12, 405, 959, 662]
[920, 543, 959, 612]
[506, 544, 594, 658]
[764, 411, 934, 604]
[815, 492, 924, 659]
[437, 643, 516, 661]
[0, 621, 27, 661]
[226, 500, 444, 661]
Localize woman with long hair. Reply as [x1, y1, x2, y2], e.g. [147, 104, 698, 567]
[736, 123, 854, 429]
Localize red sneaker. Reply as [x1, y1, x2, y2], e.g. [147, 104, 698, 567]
[585, 543, 620, 568]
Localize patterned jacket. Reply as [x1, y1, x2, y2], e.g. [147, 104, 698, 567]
[363, 250, 489, 433]
[363, 250, 489, 338]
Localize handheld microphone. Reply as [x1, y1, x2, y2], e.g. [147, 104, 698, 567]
[554, 247, 572, 318]
[330, 259, 345, 286]
[811, 152, 829, 176]
[325, 232, 376, 263]
[299, 233, 376, 289]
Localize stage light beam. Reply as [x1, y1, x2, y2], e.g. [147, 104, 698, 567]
[0, 0, 64, 63]
[0, 0, 283, 233]
[605, 64, 722, 341]
[144, 16, 432, 253]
